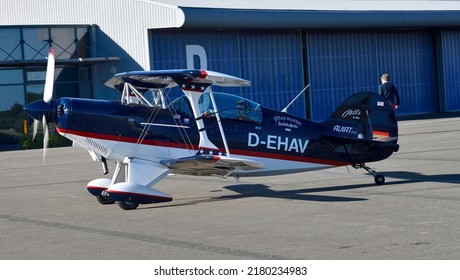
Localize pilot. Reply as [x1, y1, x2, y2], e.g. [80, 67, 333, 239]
[236, 100, 251, 121]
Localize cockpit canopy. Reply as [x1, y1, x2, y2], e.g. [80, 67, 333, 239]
[169, 92, 262, 123]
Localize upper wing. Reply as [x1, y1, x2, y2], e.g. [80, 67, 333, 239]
[161, 154, 264, 176]
[105, 69, 251, 89]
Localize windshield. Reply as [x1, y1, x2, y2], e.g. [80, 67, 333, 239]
[169, 92, 262, 123]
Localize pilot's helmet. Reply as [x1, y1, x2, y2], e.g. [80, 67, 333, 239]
[236, 100, 247, 110]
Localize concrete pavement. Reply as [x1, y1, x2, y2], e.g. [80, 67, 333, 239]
[1, 116, 459, 259]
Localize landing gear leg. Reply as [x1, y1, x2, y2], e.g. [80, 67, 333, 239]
[354, 163, 385, 185]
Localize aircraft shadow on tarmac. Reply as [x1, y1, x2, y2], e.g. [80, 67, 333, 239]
[142, 171, 460, 210]
[382, 171, 460, 185]
[220, 170, 460, 202]
[143, 183, 372, 210]
[220, 184, 369, 202]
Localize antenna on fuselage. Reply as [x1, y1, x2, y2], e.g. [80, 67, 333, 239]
[281, 84, 310, 113]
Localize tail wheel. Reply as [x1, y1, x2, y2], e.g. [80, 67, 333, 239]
[117, 200, 140, 210]
[374, 174, 385, 185]
[355, 163, 386, 185]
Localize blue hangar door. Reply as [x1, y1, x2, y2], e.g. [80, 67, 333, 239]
[150, 29, 306, 118]
[441, 28, 460, 112]
[307, 30, 438, 120]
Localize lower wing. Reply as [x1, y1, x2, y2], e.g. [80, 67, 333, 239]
[161, 154, 264, 176]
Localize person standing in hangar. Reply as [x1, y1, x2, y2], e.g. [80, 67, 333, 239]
[379, 73, 400, 110]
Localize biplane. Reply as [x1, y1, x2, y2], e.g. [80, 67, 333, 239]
[24, 49, 399, 210]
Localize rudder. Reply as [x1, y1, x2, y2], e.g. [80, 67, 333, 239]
[325, 92, 398, 143]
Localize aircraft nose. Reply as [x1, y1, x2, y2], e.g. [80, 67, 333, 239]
[24, 100, 55, 122]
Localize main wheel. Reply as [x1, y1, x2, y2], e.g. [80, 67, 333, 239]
[117, 200, 140, 210]
[374, 174, 385, 185]
[96, 195, 116, 205]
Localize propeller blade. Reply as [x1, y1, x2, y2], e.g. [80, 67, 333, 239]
[42, 115, 49, 165]
[43, 48, 55, 103]
[32, 119, 39, 141]
[40, 48, 54, 164]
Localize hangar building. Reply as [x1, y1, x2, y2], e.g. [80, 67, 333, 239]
[1, 0, 460, 146]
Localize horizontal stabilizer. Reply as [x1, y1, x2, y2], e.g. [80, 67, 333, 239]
[161, 154, 264, 176]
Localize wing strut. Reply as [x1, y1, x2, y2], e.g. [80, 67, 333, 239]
[121, 82, 154, 107]
[182, 86, 218, 150]
[208, 87, 231, 156]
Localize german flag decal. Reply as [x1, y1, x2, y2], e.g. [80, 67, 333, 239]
[373, 130, 390, 140]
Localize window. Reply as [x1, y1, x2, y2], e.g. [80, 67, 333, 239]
[170, 92, 262, 123]
[25, 84, 44, 104]
[25, 66, 87, 100]
[0, 69, 24, 111]
[26, 70, 47, 82]
[51, 27, 77, 59]
[169, 96, 192, 116]
[200, 92, 262, 123]
[76, 27, 90, 58]
[0, 28, 22, 61]
[23, 28, 50, 60]
[8, 26, 91, 61]
[0, 69, 23, 85]
[0, 85, 25, 111]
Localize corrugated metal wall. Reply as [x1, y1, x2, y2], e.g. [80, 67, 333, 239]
[307, 30, 378, 120]
[239, 30, 304, 116]
[307, 29, 437, 120]
[376, 30, 437, 115]
[152, 28, 444, 120]
[442, 28, 460, 111]
[151, 29, 306, 117]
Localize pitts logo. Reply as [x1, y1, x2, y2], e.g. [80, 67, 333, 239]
[341, 109, 362, 120]
[248, 132, 309, 153]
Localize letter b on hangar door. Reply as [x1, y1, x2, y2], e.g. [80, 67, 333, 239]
[186, 45, 208, 69]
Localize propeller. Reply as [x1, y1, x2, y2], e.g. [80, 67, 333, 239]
[43, 48, 55, 103]
[42, 114, 49, 163]
[28, 48, 55, 164]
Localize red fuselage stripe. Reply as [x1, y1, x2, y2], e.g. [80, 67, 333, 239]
[58, 128, 349, 166]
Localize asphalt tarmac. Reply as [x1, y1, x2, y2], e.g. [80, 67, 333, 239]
[1, 116, 459, 260]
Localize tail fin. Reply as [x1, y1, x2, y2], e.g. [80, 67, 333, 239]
[325, 92, 398, 142]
